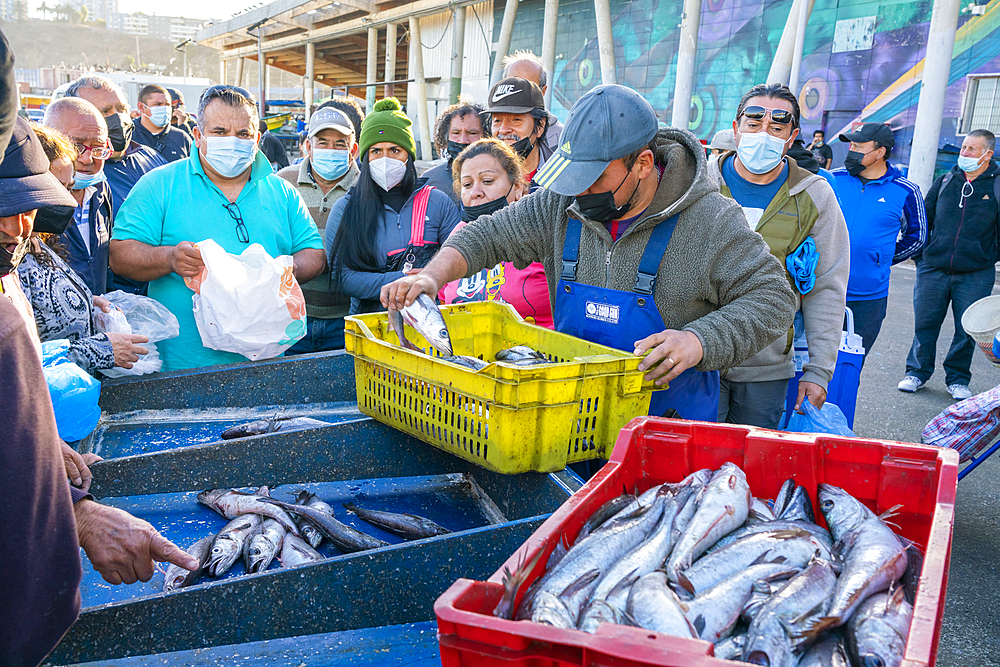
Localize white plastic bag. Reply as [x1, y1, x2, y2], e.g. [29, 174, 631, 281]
[94, 291, 179, 377]
[185, 239, 306, 361]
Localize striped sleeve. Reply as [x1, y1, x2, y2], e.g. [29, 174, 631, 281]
[893, 177, 928, 262]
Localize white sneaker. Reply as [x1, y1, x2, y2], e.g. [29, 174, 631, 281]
[897, 376, 924, 392]
[948, 384, 973, 400]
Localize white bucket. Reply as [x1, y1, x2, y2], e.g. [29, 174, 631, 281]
[961, 295, 1000, 364]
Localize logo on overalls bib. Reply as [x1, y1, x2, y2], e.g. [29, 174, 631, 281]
[586, 301, 620, 324]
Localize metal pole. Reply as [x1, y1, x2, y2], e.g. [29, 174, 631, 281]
[450, 6, 466, 104]
[491, 0, 519, 86]
[671, 0, 702, 129]
[409, 16, 434, 161]
[219, 58, 226, 85]
[183, 46, 188, 84]
[367, 27, 378, 112]
[384, 22, 397, 98]
[594, 0, 617, 85]
[305, 42, 315, 121]
[767, 0, 814, 86]
[257, 33, 266, 111]
[541, 0, 559, 110]
[788, 0, 809, 96]
[235, 57, 245, 86]
[909, 0, 962, 195]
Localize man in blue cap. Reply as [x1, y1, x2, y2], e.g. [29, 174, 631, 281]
[381, 84, 797, 422]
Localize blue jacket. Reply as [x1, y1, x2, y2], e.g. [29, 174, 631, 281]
[831, 162, 927, 300]
[58, 180, 113, 296]
[133, 122, 191, 163]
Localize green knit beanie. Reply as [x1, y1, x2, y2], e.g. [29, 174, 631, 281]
[359, 98, 416, 159]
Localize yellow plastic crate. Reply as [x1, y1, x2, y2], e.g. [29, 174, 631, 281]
[344, 301, 654, 474]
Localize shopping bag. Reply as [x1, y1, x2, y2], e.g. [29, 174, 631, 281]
[786, 398, 856, 437]
[94, 291, 179, 377]
[922, 386, 1000, 463]
[40, 339, 101, 442]
[185, 239, 306, 361]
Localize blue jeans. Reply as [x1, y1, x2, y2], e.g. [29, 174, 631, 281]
[905, 262, 995, 386]
[285, 317, 346, 355]
[845, 297, 888, 368]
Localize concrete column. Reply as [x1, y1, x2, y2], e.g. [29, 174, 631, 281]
[305, 42, 315, 121]
[594, 0, 617, 85]
[450, 6, 466, 104]
[671, 0, 702, 129]
[767, 0, 816, 86]
[409, 17, 434, 161]
[909, 0, 962, 195]
[235, 57, 245, 86]
[491, 0, 519, 86]
[788, 0, 810, 95]
[541, 0, 559, 110]
[367, 27, 378, 112]
[384, 22, 397, 98]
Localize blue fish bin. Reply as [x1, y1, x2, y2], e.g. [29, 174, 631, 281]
[782, 307, 865, 430]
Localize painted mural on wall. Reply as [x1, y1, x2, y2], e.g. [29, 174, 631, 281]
[546, 0, 1000, 166]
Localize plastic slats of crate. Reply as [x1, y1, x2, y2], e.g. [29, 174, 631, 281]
[434, 417, 959, 667]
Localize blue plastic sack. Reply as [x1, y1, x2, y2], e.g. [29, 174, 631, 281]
[785, 237, 818, 295]
[40, 339, 101, 442]
[786, 398, 855, 437]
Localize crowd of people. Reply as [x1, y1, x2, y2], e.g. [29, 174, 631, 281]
[3, 25, 1000, 665]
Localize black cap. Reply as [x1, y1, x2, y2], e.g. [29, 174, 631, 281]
[166, 87, 185, 109]
[484, 77, 545, 115]
[0, 117, 79, 217]
[839, 122, 894, 149]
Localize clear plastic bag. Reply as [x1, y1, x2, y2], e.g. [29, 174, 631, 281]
[786, 398, 856, 437]
[96, 291, 179, 342]
[40, 339, 101, 441]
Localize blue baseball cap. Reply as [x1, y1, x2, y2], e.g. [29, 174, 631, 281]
[534, 85, 658, 196]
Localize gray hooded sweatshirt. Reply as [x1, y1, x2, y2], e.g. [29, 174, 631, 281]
[443, 127, 797, 373]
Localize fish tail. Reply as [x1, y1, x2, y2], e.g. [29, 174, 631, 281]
[791, 615, 840, 645]
[493, 548, 545, 619]
[343, 502, 359, 514]
[676, 570, 696, 595]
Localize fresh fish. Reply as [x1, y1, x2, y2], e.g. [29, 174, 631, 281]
[495, 548, 546, 620]
[813, 484, 908, 630]
[280, 533, 324, 567]
[684, 563, 800, 643]
[743, 555, 839, 667]
[778, 485, 816, 523]
[666, 462, 751, 582]
[749, 497, 777, 523]
[742, 577, 794, 624]
[162, 536, 213, 592]
[388, 293, 452, 356]
[343, 502, 451, 539]
[495, 345, 546, 362]
[197, 488, 300, 536]
[846, 587, 912, 667]
[260, 497, 389, 552]
[577, 571, 638, 633]
[678, 527, 832, 595]
[799, 631, 851, 667]
[220, 416, 330, 440]
[772, 478, 796, 518]
[709, 519, 833, 554]
[714, 633, 748, 661]
[575, 493, 636, 543]
[244, 518, 286, 573]
[441, 355, 489, 370]
[292, 490, 325, 549]
[626, 571, 697, 638]
[205, 514, 262, 577]
[531, 590, 576, 629]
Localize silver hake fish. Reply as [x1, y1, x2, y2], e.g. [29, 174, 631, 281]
[197, 488, 300, 536]
[205, 514, 262, 577]
[845, 587, 912, 667]
[260, 497, 389, 553]
[244, 518, 286, 573]
[388, 293, 453, 357]
[162, 536, 214, 592]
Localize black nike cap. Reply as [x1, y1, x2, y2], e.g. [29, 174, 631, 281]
[484, 77, 545, 115]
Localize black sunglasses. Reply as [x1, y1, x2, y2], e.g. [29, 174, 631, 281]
[201, 85, 257, 108]
[739, 105, 794, 125]
[223, 202, 250, 244]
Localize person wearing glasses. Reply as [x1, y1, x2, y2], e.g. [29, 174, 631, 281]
[42, 97, 115, 297]
[830, 122, 927, 367]
[326, 97, 461, 315]
[109, 85, 326, 372]
[275, 107, 360, 353]
[133, 84, 192, 164]
[381, 85, 796, 425]
[706, 83, 849, 429]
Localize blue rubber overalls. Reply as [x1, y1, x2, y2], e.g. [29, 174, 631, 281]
[554, 215, 720, 422]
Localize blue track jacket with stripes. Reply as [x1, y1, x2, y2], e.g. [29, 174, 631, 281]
[831, 161, 927, 300]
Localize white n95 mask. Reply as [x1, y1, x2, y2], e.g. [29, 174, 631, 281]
[369, 156, 407, 191]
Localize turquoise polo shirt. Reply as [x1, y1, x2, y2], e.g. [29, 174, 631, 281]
[112, 146, 324, 371]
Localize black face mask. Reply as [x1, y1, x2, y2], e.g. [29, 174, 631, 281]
[446, 140, 469, 162]
[844, 150, 870, 177]
[32, 205, 77, 235]
[462, 185, 513, 222]
[106, 112, 134, 153]
[575, 168, 640, 223]
[0, 236, 30, 278]
[510, 135, 535, 160]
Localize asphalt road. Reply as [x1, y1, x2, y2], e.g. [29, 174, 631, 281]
[854, 263, 1000, 667]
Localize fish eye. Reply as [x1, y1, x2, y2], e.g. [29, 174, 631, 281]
[821, 499, 834, 510]
[862, 655, 886, 667]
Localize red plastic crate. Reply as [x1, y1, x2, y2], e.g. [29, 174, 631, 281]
[435, 417, 959, 667]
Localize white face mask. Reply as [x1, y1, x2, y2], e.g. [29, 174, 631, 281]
[202, 136, 257, 178]
[369, 156, 407, 191]
[737, 130, 789, 175]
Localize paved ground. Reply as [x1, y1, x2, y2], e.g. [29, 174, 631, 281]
[854, 263, 1000, 666]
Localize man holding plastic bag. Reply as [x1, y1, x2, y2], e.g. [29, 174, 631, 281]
[110, 85, 326, 371]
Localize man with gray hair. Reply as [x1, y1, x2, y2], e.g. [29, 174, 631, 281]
[44, 96, 115, 296]
[66, 75, 167, 294]
[502, 50, 563, 154]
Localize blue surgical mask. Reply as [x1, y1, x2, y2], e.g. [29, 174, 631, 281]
[202, 137, 258, 178]
[73, 169, 106, 189]
[146, 105, 172, 128]
[737, 130, 788, 175]
[311, 148, 351, 181]
[958, 154, 986, 173]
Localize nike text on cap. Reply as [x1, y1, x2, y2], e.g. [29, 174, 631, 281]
[534, 84, 659, 196]
[838, 122, 895, 149]
[484, 76, 545, 115]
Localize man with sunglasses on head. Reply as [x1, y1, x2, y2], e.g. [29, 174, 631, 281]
[133, 84, 192, 163]
[43, 97, 116, 297]
[831, 122, 927, 365]
[707, 83, 849, 429]
[381, 84, 797, 425]
[110, 85, 326, 371]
